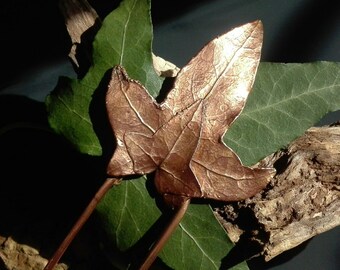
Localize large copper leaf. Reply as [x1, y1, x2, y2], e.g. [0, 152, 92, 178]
[106, 20, 275, 205]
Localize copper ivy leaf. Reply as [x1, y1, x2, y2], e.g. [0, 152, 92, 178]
[106, 20, 275, 205]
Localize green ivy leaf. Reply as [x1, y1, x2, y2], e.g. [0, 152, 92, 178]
[96, 177, 160, 252]
[160, 204, 245, 270]
[225, 61, 340, 166]
[46, 0, 162, 155]
[97, 177, 248, 270]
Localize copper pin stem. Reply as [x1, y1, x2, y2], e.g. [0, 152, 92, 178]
[44, 178, 120, 270]
[138, 198, 190, 270]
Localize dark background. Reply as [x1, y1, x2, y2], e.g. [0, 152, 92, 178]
[0, 1, 339, 269]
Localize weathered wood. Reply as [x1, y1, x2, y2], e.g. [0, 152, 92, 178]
[58, 0, 100, 76]
[0, 236, 68, 270]
[216, 125, 340, 261]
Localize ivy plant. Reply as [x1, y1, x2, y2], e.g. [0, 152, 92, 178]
[45, 0, 340, 269]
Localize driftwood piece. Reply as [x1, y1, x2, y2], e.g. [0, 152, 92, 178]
[216, 125, 340, 261]
[58, 0, 101, 77]
[0, 236, 68, 270]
